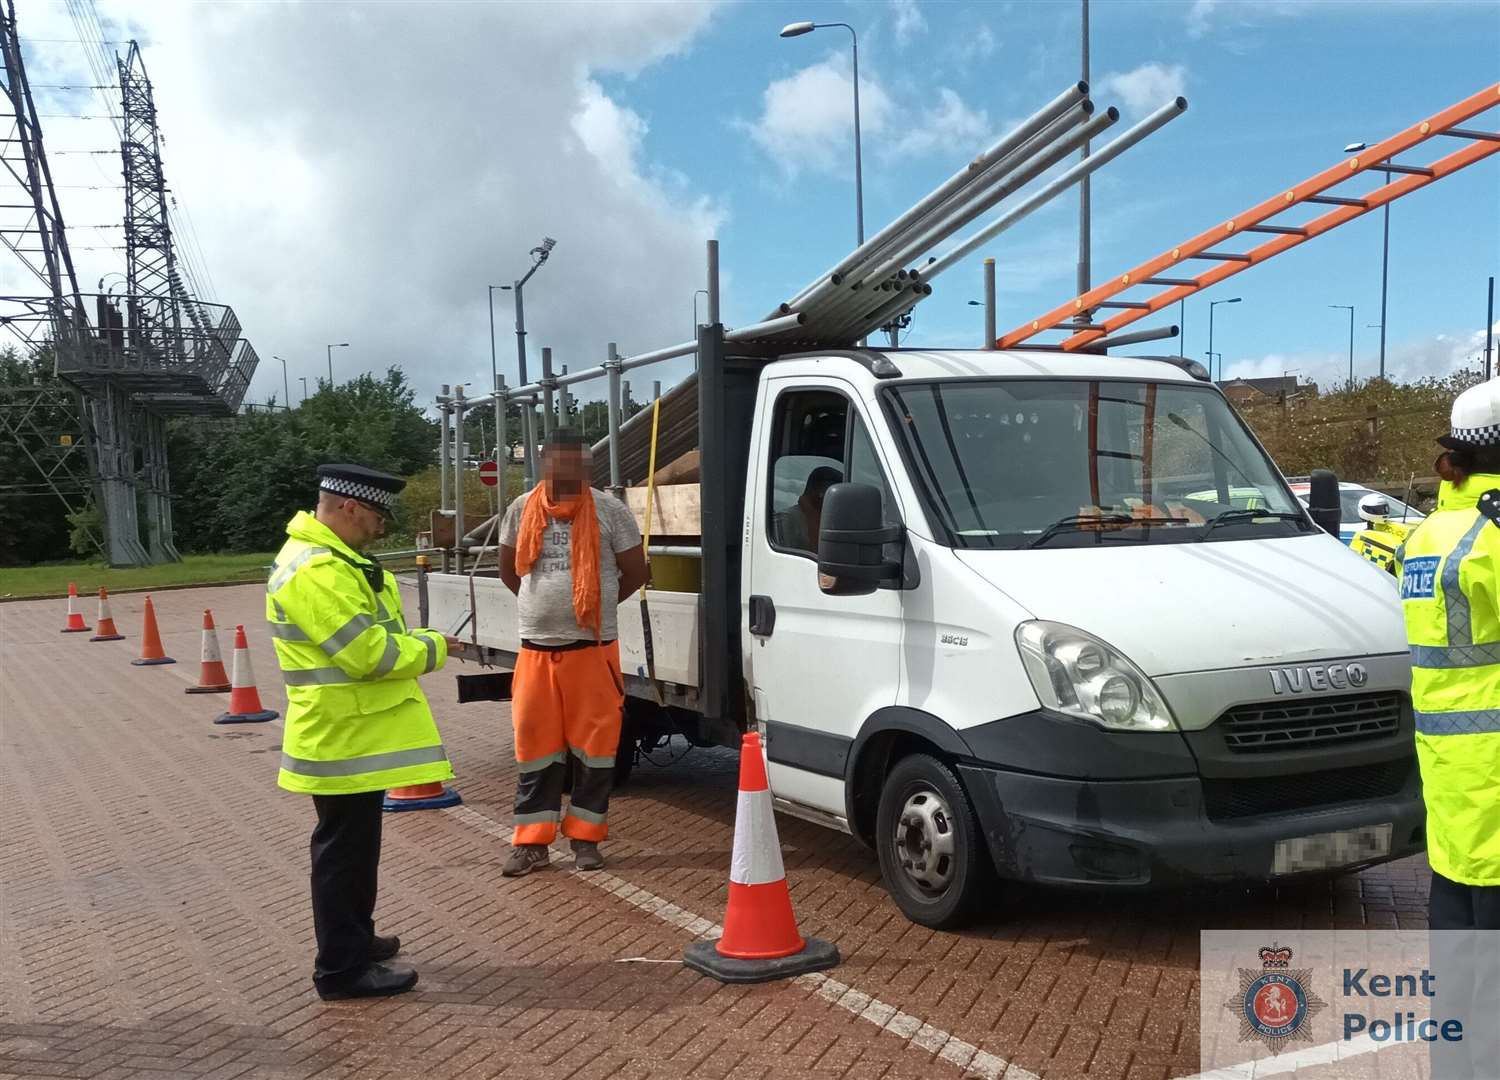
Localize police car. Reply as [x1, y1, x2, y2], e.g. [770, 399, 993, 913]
[1286, 478, 1425, 545]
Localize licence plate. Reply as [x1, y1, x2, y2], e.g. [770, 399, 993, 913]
[1272, 823, 1393, 874]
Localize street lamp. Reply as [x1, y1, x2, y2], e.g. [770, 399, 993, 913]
[1344, 142, 1390, 381]
[1207, 297, 1241, 382]
[272, 354, 290, 410]
[325, 342, 348, 385]
[780, 20, 863, 246]
[299, 376, 309, 404]
[499, 236, 558, 485]
[693, 289, 710, 335]
[1329, 305, 1355, 386]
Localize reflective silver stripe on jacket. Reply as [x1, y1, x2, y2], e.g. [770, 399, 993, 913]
[280, 743, 448, 777]
[372, 636, 401, 677]
[321, 612, 375, 656]
[1415, 707, 1500, 736]
[282, 666, 356, 686]
[267, 621, 310, 641]
[1442, 515, 1490, 647]
[1410, 641, 1500, 670]
[422, 633, 437, 673]
[268, 546, 330, 593]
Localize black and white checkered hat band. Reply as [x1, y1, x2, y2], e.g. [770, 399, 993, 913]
[1450, 422, 1500, 447]
[320, 477, 397, 507]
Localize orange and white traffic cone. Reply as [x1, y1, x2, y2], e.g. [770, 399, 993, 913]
[185, 610, 232, 694]
[88, 587, 125, 642]
[383, 780, 461, 812]
[215, 625, 278, 724]
[130, 595, 175, 665]
[60, 582, 91, 633]
[683, 732, 839, 983]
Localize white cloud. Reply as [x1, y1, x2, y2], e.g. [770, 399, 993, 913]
[11, 0, 727, 407]
[1097, 63, 1187, 119]
[1224, 321, 1500, 388]
[1186, 0, 1309, 39]
[891, 0, 928, 46]
[955, 24, 998, 65]
[887, 88, 991, 158]
[747, 57, 894, 177]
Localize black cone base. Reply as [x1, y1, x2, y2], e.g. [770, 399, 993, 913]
[683, 937, 839, 984]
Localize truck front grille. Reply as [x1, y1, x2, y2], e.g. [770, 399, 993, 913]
[1202, 758, 1413, 821]
[1220, 692, 1404, 753]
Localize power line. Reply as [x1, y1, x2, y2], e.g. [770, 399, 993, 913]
[17, 37, 126, 44]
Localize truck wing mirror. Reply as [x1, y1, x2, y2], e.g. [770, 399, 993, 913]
[1307, 468, 1342, 538]
[818, 482, 903, 594]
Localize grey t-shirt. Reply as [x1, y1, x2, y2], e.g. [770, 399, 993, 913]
[499, 487, 642, 644]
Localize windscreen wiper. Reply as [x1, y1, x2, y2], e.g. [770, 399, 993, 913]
[1026, 512, 1190, 549]
[1197, 507, 1307, 540]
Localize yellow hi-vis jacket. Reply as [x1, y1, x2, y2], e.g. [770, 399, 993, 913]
[266, 510, 451, 795]
[1396, 473, 1500, 886]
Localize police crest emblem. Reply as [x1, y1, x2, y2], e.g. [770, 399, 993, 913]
[1222, 943, 1327, 1053]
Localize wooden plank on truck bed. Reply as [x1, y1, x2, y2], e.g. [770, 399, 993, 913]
[625, 483, 700, 537]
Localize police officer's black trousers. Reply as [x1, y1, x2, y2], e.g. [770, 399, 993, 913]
[1428, 871, 1500, 1079]
[1430, 869, 1500, 930]
[310, 791, 384, 990]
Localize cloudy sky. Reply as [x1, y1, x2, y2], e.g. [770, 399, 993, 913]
[11, 0, 1500, 412]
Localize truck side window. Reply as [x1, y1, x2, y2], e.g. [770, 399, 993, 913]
[767, 390, 848, 556]
[766, 389, 901, 559]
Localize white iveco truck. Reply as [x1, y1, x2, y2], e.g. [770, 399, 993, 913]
[424, 336, 1421, 929]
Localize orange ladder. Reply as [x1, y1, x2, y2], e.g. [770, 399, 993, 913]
[998, 84, 1500, 353]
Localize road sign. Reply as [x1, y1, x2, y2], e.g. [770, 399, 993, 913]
[478, 460, 498, 487]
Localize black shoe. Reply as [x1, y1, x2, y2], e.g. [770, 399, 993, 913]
[316, 961, 418, 1001]
[371, 934, 400, 962]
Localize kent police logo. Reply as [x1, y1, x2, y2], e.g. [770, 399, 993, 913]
[1222, 944, 1328, 1053]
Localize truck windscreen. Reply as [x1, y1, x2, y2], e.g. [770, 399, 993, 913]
[882, 378, 1312, 550]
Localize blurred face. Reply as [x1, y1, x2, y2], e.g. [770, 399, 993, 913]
[544, 446, 588, 500]
[318, 492, 387, 550]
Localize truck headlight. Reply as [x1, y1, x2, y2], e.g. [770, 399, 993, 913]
[1015, 621, 1176, 732]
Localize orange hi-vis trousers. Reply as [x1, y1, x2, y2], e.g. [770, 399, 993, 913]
[511, 640, 625, 845]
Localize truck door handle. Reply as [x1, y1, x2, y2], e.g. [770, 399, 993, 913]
[749, 595, 776, 637]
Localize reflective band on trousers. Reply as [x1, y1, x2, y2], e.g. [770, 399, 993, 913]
[564, 805, 607, 825]
[1410, 641, 1500, 669]
[321, 612, 374, 656]
[569, 747, 616, 769]
[517, 750, 567, 774]
[280, 743, 448, 777]
[1416, 708, 1500, 736]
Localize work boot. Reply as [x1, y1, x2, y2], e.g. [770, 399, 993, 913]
[501, 844, 550, 877]
[371, 934, 400, 962]
[316, 961, 418, 1001]
[571, 840, 605, 871]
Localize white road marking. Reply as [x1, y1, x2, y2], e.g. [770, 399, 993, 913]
[444, 802, 1040, 1080]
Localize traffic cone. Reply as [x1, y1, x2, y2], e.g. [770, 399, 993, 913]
[383, 780, 462, 812]
[214, 625, 278, 724]
[683, 732, 839, 984]
[88, 588, 125, 641]
[185, 610, 232, 694]
[60, 582, 90, 633]
[130, 595, 175, 665]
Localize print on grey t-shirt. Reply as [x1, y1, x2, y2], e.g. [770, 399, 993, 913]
[499, 487, 642, 644]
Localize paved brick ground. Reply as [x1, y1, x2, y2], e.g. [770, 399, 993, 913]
[0, 583, 1434, 1080]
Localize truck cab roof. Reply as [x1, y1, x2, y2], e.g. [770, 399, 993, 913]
[772, 348, 1208, 386]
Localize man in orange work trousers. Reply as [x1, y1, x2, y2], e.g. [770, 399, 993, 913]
[498, 429, 647, 876]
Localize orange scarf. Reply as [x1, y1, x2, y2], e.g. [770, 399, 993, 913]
[514, 483, 601, 640]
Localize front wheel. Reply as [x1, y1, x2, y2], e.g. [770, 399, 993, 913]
[875, 754, 991, 929]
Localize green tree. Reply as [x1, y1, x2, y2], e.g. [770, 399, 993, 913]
[168, 367, 437, 553]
